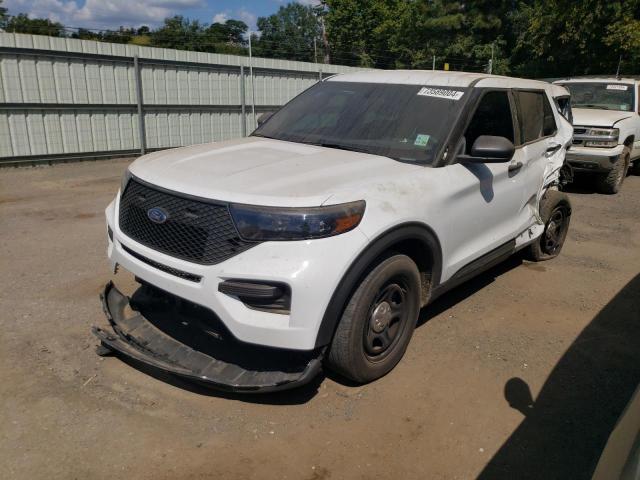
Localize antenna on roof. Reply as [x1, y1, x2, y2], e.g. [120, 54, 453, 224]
[616, 55, 622, 79]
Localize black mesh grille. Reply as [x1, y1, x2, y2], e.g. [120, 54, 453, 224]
[122, 245, 202, 282]
[119, 179, 255, 265]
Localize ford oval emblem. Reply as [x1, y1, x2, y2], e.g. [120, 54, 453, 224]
[147, 207, 168, 224]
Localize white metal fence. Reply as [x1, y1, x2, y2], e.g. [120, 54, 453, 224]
[0, 33, 364, 165]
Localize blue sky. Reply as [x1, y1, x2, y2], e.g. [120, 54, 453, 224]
[3, 0, 317, 32]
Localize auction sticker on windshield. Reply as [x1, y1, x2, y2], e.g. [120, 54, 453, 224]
[417, 87, 464, 100]
[607, 84, 628, 90]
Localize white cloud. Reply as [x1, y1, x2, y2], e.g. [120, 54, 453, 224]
[4, 0, 203, 29]
[237, 7, 257, 32]
[212, 12, 228, 24]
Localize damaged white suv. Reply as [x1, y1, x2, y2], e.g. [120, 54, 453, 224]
[95, 71, 573, 392]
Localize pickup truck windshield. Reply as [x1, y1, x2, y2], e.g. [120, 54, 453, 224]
[253, 81, 468, 164]
[560, 82, 635, 112]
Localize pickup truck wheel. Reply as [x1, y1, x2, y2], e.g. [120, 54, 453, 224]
[326, 254, 421, 383]
[630, 159, 640, 176]
[528, 190, 571, 262]
[596, 147, 630, 194]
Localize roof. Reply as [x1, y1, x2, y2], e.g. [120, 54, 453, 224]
[554, 77, 639, 84]
[328, 70, 553, 90]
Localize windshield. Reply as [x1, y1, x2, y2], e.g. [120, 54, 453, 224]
[560, 82, 635, 111]
[253, 81, 469, 164]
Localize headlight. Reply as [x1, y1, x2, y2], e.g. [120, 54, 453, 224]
[584, 127, 618, 148]
[120, 169, 131, 193]
[230, 201, 366, 241]
[587, 128, 619, 137]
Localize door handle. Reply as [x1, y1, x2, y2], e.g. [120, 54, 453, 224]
[545, 143, 562, 157]
[508, 162, 523, 173]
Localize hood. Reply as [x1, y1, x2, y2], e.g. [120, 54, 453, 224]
[129, 137, 420, 207]
[572, 108, 633, 128]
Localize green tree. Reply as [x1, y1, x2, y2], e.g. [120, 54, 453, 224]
[510, 0, 640, 77]
[202, 19, 248, 55]
[151, 16, 205, 51]
[253, 3, 322, 62]
[206, 19, 247, 45]
[0, 0, 7, 29]
[4, 13, 65, 36]
[323, 0, 403, 68]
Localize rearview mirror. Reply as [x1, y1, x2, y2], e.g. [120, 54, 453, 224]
[460, 135, 515, 163]
[257, 111, 274, 126]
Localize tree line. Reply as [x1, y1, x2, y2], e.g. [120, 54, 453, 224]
[0, 0, 638, 78]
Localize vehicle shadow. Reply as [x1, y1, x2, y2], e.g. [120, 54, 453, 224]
[418, 254, 523, 327]
[563, 175, 599, 195]
[477, 273, 640, 480]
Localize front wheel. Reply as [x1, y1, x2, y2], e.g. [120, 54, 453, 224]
[326, 254, 421, 383]
[596, 147, 630, 194]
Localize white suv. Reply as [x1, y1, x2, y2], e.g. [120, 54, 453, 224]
[554, 77, 640, 193]
[95, 71, 573, 392]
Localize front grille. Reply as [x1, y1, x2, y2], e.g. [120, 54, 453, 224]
[119, 179, 255, 265]
[573, 127, 587, 135]
[122, 245, 202, 282]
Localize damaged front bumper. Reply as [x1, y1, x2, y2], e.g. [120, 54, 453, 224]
[93, 282, 324, 393]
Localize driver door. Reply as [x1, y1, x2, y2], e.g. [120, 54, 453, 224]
[441, 89, 527, 280]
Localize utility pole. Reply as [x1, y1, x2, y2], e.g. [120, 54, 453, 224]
[248, 33, 256, 128]
[432, 55, 436, 71]
[616, 54, 622, 78]
[320, 15, 330, 64]
[488, 43, 494, 74]
[314, 37, 318, 64]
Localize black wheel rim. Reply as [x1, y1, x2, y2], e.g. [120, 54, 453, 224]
[542, 207, 567, 255]
[363, 279, 409, 361]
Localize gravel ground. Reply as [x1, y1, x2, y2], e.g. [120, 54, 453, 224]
[1, 159, 639, 480]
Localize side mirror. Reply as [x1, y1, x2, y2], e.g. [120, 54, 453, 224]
[460, 135, 515, 163]
[257, 111, 274, 126]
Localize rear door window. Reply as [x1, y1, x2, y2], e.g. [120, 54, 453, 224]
[513, 91, 556, 143]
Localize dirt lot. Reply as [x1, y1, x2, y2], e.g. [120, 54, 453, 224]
[1, 159, 639, 480]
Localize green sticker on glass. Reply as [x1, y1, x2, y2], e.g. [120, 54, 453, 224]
[414, 134, 430, 147]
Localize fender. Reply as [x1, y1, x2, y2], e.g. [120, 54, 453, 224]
[315, 223, 443, 348]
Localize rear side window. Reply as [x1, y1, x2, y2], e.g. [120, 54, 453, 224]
[514, 91, 556, 143]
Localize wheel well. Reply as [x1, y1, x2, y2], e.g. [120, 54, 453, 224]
[624, 136, 635, 148]
[381, 238, 434, 307]
[315, 224, 442, 348]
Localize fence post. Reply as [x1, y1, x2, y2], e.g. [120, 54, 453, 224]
[133, 55, 147, 155]
[240, 65, 246, 137]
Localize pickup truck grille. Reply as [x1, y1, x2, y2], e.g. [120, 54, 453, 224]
[119, 179, 255, 265]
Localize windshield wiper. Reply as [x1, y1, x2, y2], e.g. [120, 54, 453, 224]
[313, 142, 371, 154]
[251, 133, 277, 139]
[576, 104, 611, 110]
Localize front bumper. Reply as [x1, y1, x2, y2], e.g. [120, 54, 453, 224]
[106, 194, 369, 350]
[93, 282, 324, 392]
[566, 145, 625, 172]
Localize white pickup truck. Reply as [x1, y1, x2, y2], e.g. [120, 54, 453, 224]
[554, 77, 640, 193]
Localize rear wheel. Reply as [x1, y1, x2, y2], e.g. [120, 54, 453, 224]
[596, 147, 630, 194]
[326, 254, 421, 383]
[528, 190, 571, 262]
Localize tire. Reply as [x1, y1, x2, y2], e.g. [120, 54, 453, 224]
[326, 254, 421, 383]
[596, 147, 630, 194]
[630, 159, 640, 176]
[527, 190, 571, 262]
